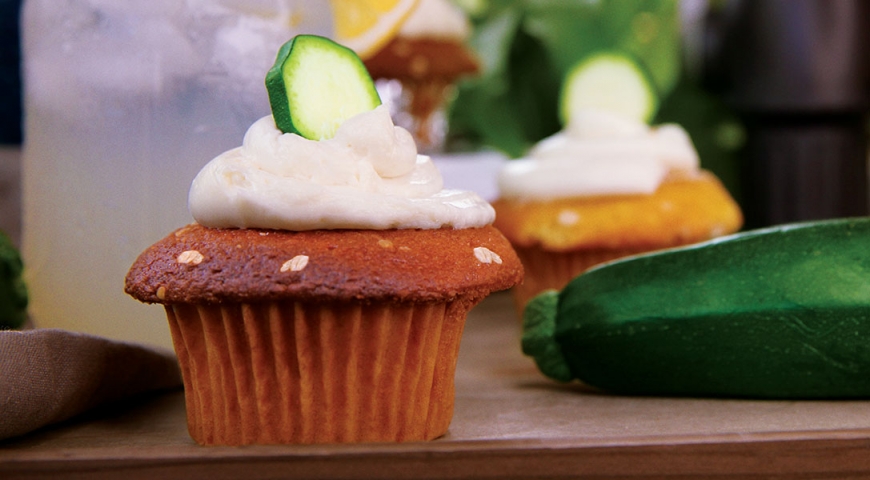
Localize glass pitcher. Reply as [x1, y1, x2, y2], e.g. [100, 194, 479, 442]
[20, 0, 331, 349]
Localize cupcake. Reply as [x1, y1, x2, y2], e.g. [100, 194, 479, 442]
[362, 0, 479, 152]
[124, 35, 521, 445]
[492, 109, 742, 313]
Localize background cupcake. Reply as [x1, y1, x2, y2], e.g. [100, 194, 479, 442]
[492, 108, 742, 314]
[362, 0, 479, 152]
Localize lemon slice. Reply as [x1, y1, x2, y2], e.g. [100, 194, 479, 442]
[329, 0, 420, 59]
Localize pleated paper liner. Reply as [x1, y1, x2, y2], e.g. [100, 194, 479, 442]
[165, 297, 478, 445]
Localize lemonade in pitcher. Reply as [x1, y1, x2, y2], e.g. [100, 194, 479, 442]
[20, 0, 332, 349]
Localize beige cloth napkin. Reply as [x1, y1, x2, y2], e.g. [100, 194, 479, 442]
[0, 328, 182, 441]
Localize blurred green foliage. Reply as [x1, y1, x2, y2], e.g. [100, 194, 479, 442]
[449, 0, 681, 156]
[0, 229, 27, 330]
[448, 0, 744, 201]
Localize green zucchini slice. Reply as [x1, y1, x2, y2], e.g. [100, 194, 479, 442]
[265, 34, 381, 140]
[559, 51, 658, 125]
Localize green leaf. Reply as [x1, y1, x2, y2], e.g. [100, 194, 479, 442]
[0, 230, 27, 330]
[449, 0, 682, 156]
[467, 5, 524, 92]
[654, 78, 745, 205]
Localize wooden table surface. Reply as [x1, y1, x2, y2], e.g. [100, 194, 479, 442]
[3, 292, 870, 479]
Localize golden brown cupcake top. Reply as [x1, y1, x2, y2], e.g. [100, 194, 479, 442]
[363, 0, 479, 81]
[364, 38, 479, 82]
[125, 224, 522, 305]
[492, 171, 743, 252]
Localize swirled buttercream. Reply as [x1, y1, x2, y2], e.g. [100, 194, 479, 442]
[498, 109, 700, 200]
[398, 0, 471, 40]
[188, 106, 494, 230]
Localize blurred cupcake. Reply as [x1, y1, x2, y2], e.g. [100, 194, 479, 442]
[492, 109, 742, 314]
[363, 0, 479, 153]
[125, 103, 522, 445]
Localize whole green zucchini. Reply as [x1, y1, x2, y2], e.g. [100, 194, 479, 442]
[522, 217, 870, 398]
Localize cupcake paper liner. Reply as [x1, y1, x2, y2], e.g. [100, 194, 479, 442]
[511, 246, 650, 314]
[166, 298, 476, 445]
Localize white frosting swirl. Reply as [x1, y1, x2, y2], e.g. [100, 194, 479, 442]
[398, 0, 471, 40]
[498, 109, 700, 200]
[188, 106, 494, 230]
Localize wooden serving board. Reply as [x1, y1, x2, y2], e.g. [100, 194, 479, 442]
[3, 292, 870, 479]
